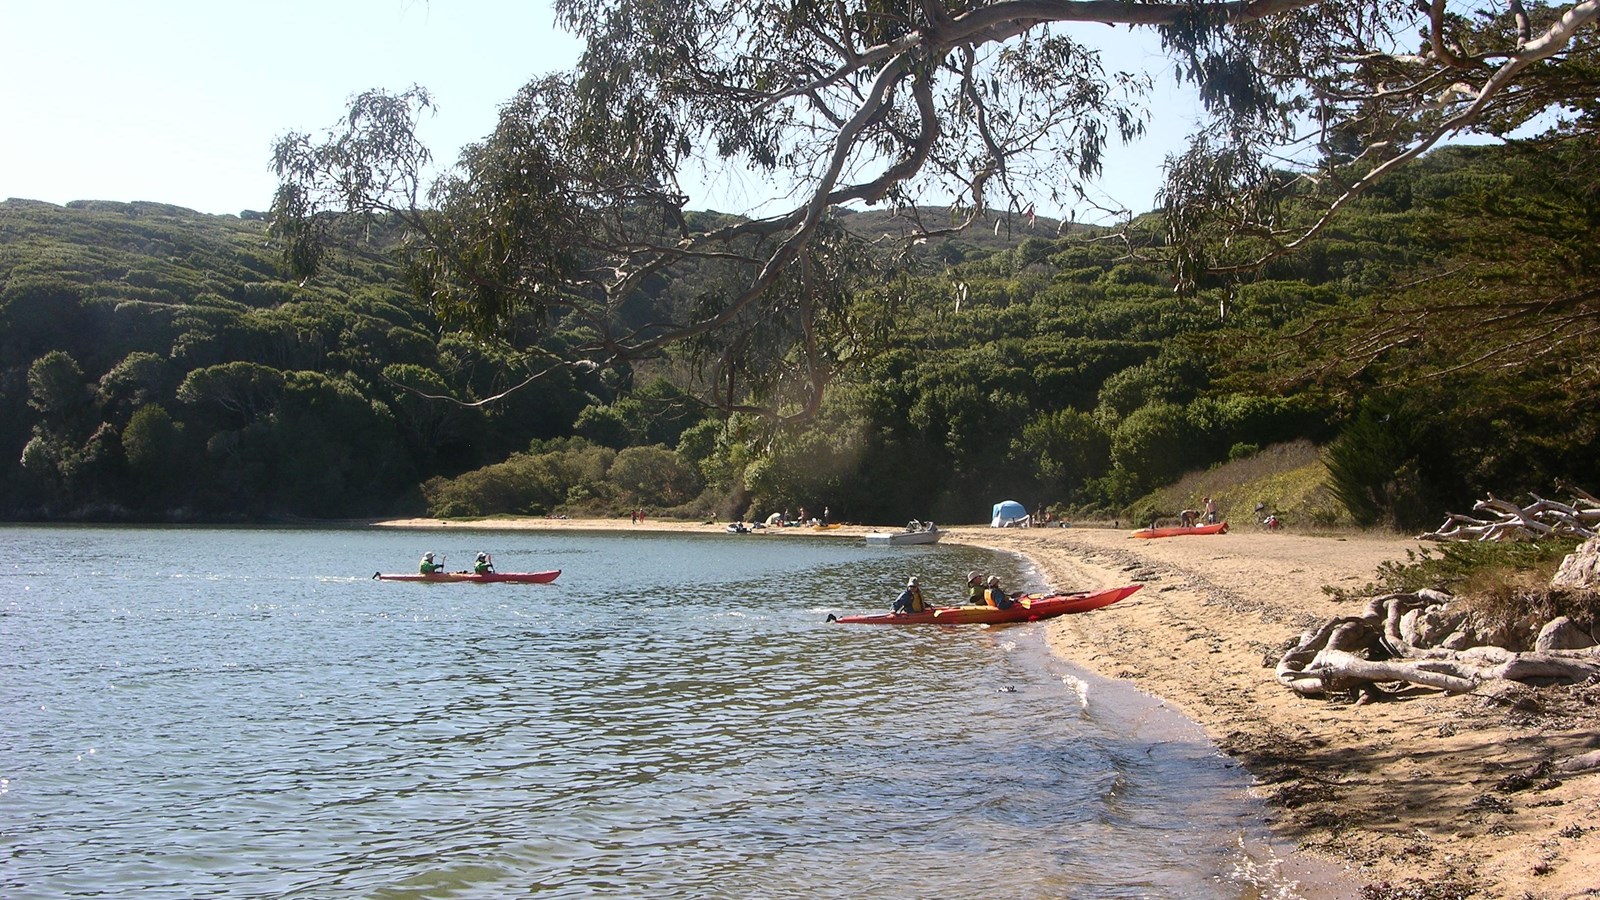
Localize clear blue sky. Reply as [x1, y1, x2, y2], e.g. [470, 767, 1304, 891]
[1, 0, 1197, 220]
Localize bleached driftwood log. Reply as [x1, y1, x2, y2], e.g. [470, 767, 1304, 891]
[1419, 485, 1600, 542]
[1277, 569, 1600, 700]
[1555, 750, 1600, 774]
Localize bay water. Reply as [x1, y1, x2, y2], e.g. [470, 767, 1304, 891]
[2, 525, 1316, 898]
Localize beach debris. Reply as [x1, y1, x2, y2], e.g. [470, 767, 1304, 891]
[1555, 749, 1600, 775]
[1552, 539, 1600, 592]
[1418, 483, 1600, 542]
[1275, 580, 1600, 700]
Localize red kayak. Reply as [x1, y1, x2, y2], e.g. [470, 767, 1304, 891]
[827, 584, 1140, 625]
[373, 570, 561, 584]
[1131, 522, 1227, 539]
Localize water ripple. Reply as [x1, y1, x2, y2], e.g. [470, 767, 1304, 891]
[0, 525, 1306, 899]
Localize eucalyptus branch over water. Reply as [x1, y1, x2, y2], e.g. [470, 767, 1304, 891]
[270, 0, 1600, 418]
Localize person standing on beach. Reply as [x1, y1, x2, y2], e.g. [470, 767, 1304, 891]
[1204, 496, 1219, 524]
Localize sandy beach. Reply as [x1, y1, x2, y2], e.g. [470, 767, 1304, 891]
[376, 515, 1599, 898]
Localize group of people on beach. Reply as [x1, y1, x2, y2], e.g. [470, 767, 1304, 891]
[891, 570, 1015, 615]
[419, 551, 496, 575]
[1179, 496, 1221, 528]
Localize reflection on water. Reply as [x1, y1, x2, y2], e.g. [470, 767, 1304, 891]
[1, 525, 1325, 898]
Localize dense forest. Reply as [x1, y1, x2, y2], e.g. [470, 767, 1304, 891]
[2, 140, 1596, 527]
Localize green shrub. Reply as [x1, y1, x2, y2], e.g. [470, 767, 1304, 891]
[1327, 538, 1588, 614]
[1323, 397, 1435, 530]
[1111, 402, 1195, 496]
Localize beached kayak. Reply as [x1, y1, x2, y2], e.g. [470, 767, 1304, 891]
[1131, 522, 1228, 539]
[373, 570, 561, 584]
[826, 584, 1140, 625]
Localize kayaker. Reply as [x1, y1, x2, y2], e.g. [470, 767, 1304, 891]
[965, 570, 986, 605]
[474, 552, 495, 575]
[419, 552, 445, 574]
[983, 575, 1015, 609]
[891, 576, 928, 615]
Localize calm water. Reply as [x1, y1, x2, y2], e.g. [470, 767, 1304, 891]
[2, 525, 1317, 898]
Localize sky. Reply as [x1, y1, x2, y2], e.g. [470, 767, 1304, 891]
[1, 0, 1201, 222]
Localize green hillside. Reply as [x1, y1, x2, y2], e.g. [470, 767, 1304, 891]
[4, 139, 1597, 526]
[0, 199, 602, 519]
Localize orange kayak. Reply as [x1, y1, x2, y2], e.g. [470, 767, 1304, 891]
[1131, 522, 1227, 539]
[827, 584, 1140, 625]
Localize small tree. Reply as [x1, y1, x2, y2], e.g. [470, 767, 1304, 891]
[1021, 408, 1110, 505]
[610, 445, 702, 508]
[1111, 402, 1195, 500]
[122, 405, 187, 510]
[1323, 397, 1436, 531]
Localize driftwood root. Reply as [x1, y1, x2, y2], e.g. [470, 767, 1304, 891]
[1277, 590, 1600, 698]
[1419, 485, 1600, 542]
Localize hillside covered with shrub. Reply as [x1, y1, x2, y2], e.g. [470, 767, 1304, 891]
[3, 139, 1596, 526]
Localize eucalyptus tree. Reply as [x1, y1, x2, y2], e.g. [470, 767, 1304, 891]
[1163, 0, 1600, 293]
[270, 0, 1599, 420]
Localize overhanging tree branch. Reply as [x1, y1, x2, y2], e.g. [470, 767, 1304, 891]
[270, 0, 1600, 419]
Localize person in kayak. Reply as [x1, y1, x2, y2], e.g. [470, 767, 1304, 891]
[983, 575, 1016, 609]
[891, 576, 929, 615]
[473, 553, 495, 575]
[966, 570, 986, 605]
[419, 552, 445, 574]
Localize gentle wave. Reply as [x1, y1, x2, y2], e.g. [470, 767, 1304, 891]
[1, 525, 1311, 898]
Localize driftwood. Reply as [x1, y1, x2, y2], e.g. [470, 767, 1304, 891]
[1555, 749, 1600, 774]
[1419, 484, 1600, 541]
[1277, 584, 1600, 699]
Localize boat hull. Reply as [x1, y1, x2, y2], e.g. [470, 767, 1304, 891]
[827, 584, 1140, 625]
[1131, 522, 1228, 539]
[864, 530, 941, 546]
[374, 570, 561, 584]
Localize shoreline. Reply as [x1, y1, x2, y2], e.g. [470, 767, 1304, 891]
[373, 515, 1599, 897]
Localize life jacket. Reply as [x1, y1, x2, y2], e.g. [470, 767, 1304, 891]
[985, 586, 1013, 609]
